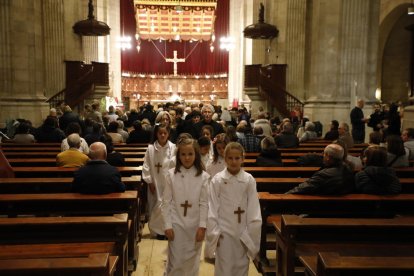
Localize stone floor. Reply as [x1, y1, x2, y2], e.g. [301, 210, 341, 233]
[134, 225, 261, 275]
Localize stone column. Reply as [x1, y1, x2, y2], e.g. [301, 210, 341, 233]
[228, 0, 246, 107]
[0, 0, 49, 127]
[43, 0, 66, 97]
[285, 0, 307, 100]
[305, 0, 379, 139]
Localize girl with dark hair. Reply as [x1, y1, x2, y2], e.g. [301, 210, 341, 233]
[142, 124, 176, 237]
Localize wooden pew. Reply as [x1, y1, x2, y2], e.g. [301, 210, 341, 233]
[12, 166, 142, 177]
[4, 151, 146, 158]
[0, 252, 116, 276]
[8, 158, 145, 167]
[274, 215, 414, 276]
[255, 177, 414, 193]
[245, 166, 414, 178]
[0, 176, 141, 194]
[1, 146, 148, 152]
[0, 215, 129, 276]
[0, 192, 139, 273]
[257, 192, 414, 272]
[300, 252, 414, 276]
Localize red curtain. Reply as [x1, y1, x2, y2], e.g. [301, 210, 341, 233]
[120, 0, 229, 75]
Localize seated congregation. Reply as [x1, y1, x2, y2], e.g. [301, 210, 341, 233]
[1, 100, 413, 275]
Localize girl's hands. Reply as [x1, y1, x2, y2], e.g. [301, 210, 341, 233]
[165, 228, 174, 241]
[195, 227, 206, 242]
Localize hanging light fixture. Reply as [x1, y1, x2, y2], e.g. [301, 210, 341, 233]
[73, 0, 110, 36]
[243, 3, 278, 39]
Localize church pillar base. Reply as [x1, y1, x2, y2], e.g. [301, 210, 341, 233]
[402, 105, 414, 130]
[304, 100, 351, 137]
[0, 97, 50, 128]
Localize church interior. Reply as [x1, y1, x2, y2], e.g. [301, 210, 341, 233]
[2, 0, 414, 276]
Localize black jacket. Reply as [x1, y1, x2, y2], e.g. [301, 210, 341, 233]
[286, 163, 355, 195]
[255, 149, 283, 167]
[355, 166, 401, 194]
[275, 132, 299, 148]
[72, 160, 125, 194]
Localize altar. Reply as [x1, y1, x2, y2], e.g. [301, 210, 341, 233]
[121, 72, 228, 108]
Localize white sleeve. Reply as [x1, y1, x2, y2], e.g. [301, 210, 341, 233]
[161, 172, 173, 230]
[142, 147, 153, 184]
[205, 175, 221, 258]
[198, 174, 209, 228]
[240, 175, 262, 259]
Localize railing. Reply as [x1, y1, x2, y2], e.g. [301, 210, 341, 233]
[46, 61, 108, 110]
[245, 64, 304, 118]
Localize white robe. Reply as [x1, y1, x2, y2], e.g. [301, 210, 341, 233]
[205, 169, 262, 276]
[161, 167, 209, 276]
[142, 140, 176, 235]
[206, 156, 225, 178]
[201, 153, 212, 170]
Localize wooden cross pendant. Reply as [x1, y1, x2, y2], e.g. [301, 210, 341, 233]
[155, 162, 162, 174]
[180, 200, 192, 217]
[234, 207, 245, 223]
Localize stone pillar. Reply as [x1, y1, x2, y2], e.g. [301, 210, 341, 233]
[43, 0, 66, 97]
[305, 0, 379, 139]
[285, 0, 307, 100]
[0, 0, 49, 127]
[228, 0, 246, 107]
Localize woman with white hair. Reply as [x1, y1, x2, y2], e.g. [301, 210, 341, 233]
[299, 121, 318, 142]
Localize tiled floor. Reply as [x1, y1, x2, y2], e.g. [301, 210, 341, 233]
[135, 225, 261, 275]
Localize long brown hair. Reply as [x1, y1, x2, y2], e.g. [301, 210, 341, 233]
[174, 138, 204, 176]
[212, 133, 229, 163]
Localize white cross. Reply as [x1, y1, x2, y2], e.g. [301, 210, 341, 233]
[165, 51, 185, 76]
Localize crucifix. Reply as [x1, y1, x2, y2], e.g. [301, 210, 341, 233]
[180, 200, 192, 217]
[155, 162, 162, 174]
[234, 207, 245, 223]
[166, 50, 185, 76]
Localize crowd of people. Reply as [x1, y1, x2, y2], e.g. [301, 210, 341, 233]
[0, 99, 409, 275]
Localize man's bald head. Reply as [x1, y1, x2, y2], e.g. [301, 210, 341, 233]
[89, 142, 107, 160]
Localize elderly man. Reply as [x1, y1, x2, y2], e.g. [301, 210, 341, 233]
[56, 133, 89, 167]
[192, 104, 224, 139]
[72, 142, 125, 194]
[286, 144, 354, 194]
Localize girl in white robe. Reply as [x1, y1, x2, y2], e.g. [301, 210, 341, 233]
[142, 124, 176, 236]
[206, 133, 229, 178]
[205, 142, 262, 276]
[161, 138, 209, 276]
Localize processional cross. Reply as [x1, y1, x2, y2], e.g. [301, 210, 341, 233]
[166, 51, 185, 76]
[180, 200, 192, 217]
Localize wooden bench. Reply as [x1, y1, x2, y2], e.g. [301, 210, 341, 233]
[246, 166, 414, 178]
[255, 177, 414, 193]
[0, 215, 128, 276]
[0, 191, 139, 273]
[257, 192, 414, 273]
[4, 151, 147, 158]
[8, 157, 145, 167]
[274, 215, 414, 276]
[0, 252, 117, 276]
[1, 146, 148, 152]
[0, 176, 141, 193]
[12, 166, 142, 177]
[300, 252, 414, 276]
